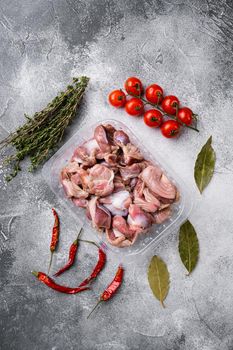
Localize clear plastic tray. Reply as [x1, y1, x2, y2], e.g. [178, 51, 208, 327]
[42, 119, 193, 259]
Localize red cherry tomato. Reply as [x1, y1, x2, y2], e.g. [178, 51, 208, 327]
[161, 95, 179, 115]
[145, 84, 163, 104]
[125, 98, 144, 116]
[125, 77, 143, 96]
[161, 120, 180, 138]
[109, 90, 126, 108]
[144, 109, 163, 128]
[177, 107, 193, 125]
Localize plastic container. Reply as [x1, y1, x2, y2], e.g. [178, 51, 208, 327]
[42, 119, 193, 259]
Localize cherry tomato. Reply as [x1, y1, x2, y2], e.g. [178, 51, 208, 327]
[161, 95, 179, 115]
[145, 84, 163, 104]
[125, 98, 144, 116]
[177, 107, 193, 125]
[144, 109, 163, 128]
[161, 120, 180, 138]
[125, 77, 143, 96]
[109, 89, 126, 108]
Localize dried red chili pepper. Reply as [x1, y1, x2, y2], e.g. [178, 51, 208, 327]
[87, 264, 124, 318]
[78, 240, 106, 287]
[48, 208, 60, 274]
[53, 228, 83, 277]
[32, 271, 90, 294]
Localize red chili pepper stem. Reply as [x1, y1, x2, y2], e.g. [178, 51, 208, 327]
[48, 251, 54, 275]
[72, 227, 84, 246]
[87, 300, 103, 319]
[77, 239, 100, 248]
[32, 271, 39, 277]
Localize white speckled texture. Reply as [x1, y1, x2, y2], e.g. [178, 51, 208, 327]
[0, 1, 233, 349]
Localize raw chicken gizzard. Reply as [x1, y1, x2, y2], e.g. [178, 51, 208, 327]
[60, 124, 179, 247]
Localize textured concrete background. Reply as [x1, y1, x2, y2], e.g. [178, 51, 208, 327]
[0, 0, 233, 349]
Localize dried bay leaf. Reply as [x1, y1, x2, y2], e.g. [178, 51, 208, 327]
[179, 220, 199, 274]
[147, 255, 170, 308]
[194, 136, 216, 193]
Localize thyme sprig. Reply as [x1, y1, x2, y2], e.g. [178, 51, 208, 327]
[1, 76, 89, 181]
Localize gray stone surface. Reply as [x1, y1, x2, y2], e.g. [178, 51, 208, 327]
[0, 0, 233, 349]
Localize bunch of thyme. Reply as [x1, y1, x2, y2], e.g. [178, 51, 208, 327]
[0, 76, 89, 181]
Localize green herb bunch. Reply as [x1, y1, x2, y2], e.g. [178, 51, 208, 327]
[0, 76, 89, 181]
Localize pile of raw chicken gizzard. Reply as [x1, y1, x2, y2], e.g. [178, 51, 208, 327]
[60, 124, 179, 248]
